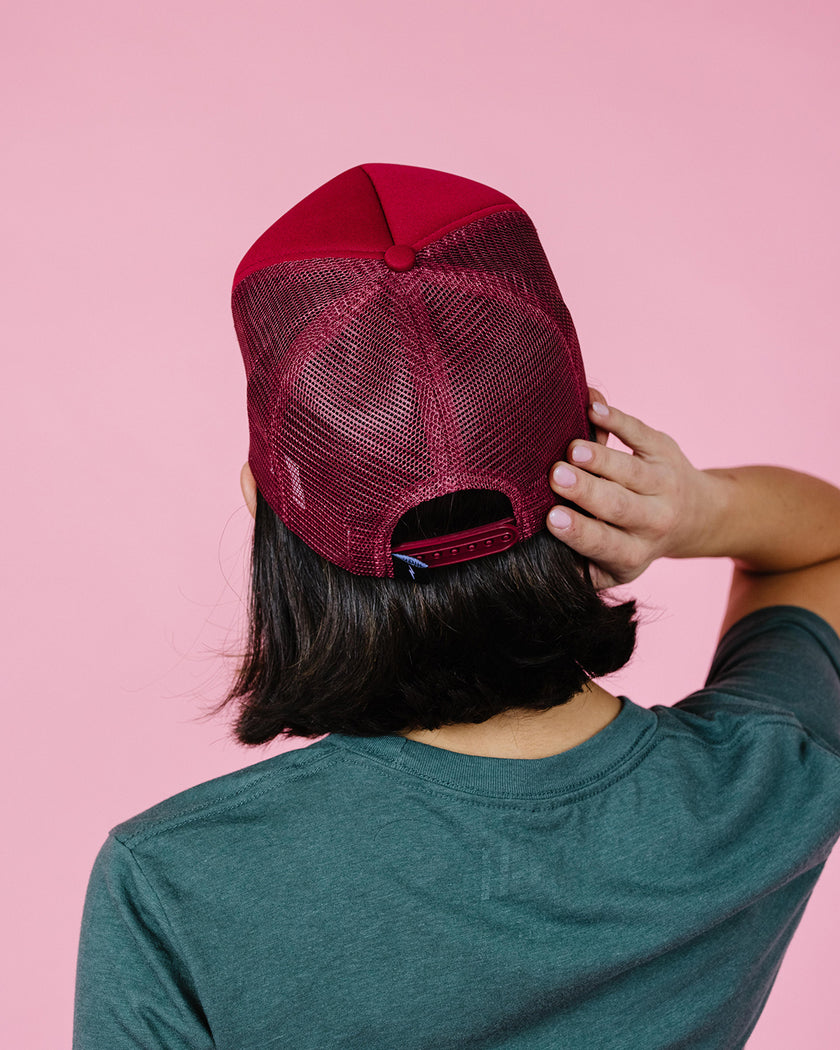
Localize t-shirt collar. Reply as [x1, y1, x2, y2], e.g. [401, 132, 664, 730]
[326, 697, 657, 800]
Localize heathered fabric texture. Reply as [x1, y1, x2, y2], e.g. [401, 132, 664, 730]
[73, 605, 840, 1050]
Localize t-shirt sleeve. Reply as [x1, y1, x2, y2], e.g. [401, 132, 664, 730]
[697, 604, 840, 757]
[73, 833, 214, 1050]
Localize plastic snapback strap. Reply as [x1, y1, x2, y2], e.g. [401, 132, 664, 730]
[391, 517, 520, 581]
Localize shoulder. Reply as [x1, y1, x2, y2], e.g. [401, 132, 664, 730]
[682, 604, 840, 758]
[712, 604, 840, 669]
[109, 736, 337, 851]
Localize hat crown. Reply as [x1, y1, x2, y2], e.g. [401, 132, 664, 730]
[233, 162, 524, 288]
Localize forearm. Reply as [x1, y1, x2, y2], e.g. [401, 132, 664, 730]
[688, 466, 840, 573]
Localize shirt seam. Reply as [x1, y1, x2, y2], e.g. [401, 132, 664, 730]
[109, 836, 216, 1047]
[115, 749, 335, 848]
[675, 696, 840, 763]
[664, 708, 840, 767]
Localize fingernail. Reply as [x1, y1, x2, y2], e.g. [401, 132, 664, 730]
[571, 445, 592, 463]
[549, 507, 572, 529]
[552, 464, 576, 487]
[591, 402, 608, 417]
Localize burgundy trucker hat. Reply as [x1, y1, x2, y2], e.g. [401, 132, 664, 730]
[231, 162, 592, 580]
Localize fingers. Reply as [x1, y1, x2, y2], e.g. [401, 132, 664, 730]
[548, 400, 667, 530]
[583, 400, 663, 458]
[550, 460, 640, 529]
[546, 397, 689, 588]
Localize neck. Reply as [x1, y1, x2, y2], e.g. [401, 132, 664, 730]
[396, 681, 623, 759]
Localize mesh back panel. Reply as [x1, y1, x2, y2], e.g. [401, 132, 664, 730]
[233, 209, 589, 577]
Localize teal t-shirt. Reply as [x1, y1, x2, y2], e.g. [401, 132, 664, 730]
[73, 606, 840, 1049]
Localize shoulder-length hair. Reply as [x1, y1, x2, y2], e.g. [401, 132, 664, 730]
[217, 486, 638, 743]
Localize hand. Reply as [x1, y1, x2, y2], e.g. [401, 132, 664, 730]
[546, 395, 716, 590]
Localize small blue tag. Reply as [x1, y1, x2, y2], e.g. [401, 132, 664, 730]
[392, 552, 429, 581]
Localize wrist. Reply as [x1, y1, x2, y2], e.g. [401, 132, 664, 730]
[668, 467, 735, 560]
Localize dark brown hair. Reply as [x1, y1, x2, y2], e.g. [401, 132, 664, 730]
[217, 487, 638, 743]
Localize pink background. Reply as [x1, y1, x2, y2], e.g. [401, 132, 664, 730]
[3, 2, 839, 1046]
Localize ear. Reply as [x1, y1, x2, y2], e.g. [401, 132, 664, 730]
[240, 462, 258, 519]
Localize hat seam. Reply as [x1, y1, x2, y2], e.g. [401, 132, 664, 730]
[412, 203, 529, 252]
[359, 165, 397, 245]
[231, 205, 532, 290]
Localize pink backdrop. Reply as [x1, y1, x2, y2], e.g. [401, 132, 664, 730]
[3, 2, 839, 1046]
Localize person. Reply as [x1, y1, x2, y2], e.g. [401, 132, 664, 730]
[73, 163, 840, 1050]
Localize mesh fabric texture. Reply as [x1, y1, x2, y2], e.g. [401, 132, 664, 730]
[233, 208, 589, 578]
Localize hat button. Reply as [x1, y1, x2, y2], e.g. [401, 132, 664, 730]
[384, 244, 416, 271]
